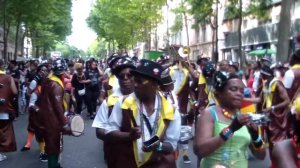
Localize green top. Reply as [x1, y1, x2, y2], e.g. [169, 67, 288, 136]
[200, 107, 251, 168]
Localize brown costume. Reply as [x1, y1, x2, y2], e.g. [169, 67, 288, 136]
[262, 80, 289, 149]
[0, 74, 17, 152]
[109, 108, 176, 168]
[37, 77, 65, 155]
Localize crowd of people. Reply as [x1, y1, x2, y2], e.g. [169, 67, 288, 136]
[1, 49, 300, 168]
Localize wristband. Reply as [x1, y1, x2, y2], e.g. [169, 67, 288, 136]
[156, 142, 163, 152]
[253, 136, 262, 143]
[271, 106, 275, 112]
[219, 127, 234, 141]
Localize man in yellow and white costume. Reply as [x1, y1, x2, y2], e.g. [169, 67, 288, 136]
[106, 60, 181, 168]
[92, 56, 136, 168]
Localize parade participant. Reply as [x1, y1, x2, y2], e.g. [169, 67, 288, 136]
[20, 63, 49, 162]
[106, 59, 181, 168]
[260, 55, 272, 67]
[0, 59, 18, 161]
[228, 61, 239, 75]
[7, 60, 20, 116]
[194, 71, 265, 168]
[64, 62, 75, 114]
[37, 58, 69, 168]
[197, 62, 216, 109]
[218, 60, 229, 72]
[92, 56, 136, 167]
[101, 54, 121, 99]
[71, 63, 87, 114]
[159, 69, 177, 109]
[169, 58, 192, 163]
[84, 60, 102, 119]
[244, 66, 290, 167]
[283, 49, 300, 100]
[272, 96, 300, 168]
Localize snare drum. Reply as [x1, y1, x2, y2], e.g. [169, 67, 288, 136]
[180, 126, 192, 142]
[66, 114, 85, 137]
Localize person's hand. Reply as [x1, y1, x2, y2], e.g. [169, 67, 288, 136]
[129, 127, 141, 140]
[29, 105, 40, 112]
[247, 122, 259, 140]
[142, 141, 160, 152]
[62, 127, 72, 136]
[229, 114, 251, 132]
[262, 108, 272, 113]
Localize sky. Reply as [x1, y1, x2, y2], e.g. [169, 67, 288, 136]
[67, 0, 97, 51]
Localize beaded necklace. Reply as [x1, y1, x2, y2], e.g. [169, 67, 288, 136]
[222, 108, 240, 120]
[292, 135, 300, 167]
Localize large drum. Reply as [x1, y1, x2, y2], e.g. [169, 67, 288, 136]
[66, 114, 85, 137]
[180, 126, 192, 142]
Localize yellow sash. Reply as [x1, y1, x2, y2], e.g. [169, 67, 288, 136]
[263, 79, 279, 108]
[107, 75, 117, 96]
[170, 66, 189, 94]
[121, 93, 174, 167]
[0, 70, 6, 74]
[292, 64, 300, 69]
[107, 94, 120, 107]
[48, 74, 68, 111]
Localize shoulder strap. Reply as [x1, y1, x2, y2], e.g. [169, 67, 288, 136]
[209, 106, 218, 122]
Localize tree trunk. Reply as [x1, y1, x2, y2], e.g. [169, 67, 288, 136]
[238, 0, 244, 66]
[35, 46, 40, 58]
[14, 14, 21, 60]
[21, 30, 26, 58]
[276, 0, 294, 62]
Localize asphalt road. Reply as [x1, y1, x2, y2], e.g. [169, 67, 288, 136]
[1, 111, 270, 168]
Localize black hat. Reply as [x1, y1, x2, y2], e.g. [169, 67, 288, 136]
[107, 53, 120, 68]
[229, 61, 239, 71]
[52, 58, 66, 75]
[202, 61, 215, 78]
[261, 55, 272, 63]
[130, 59, 163, 83]
[260, 66, 273, 76]
[111, 56, 136, 75]
[160, 68, 174, 86]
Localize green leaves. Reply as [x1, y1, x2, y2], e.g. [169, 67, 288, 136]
[87, 0, 165, 49]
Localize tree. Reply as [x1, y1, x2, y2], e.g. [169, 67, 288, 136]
[87, 0, 165, 52]
[0, 0, 72, 61]
[276, 0, 294, 62]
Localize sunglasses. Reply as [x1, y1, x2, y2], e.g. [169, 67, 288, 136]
[134, 77, 149, 85]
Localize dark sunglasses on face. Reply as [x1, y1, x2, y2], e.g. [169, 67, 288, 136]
[117, 73, 133, 80]
[133, 77, 149, 85]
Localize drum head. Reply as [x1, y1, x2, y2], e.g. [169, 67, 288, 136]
[70, 115, 85, 137]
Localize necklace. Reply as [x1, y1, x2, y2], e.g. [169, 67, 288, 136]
[222, 108, 240, 120]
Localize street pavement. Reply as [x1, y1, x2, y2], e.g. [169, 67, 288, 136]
[1, 111, 270, 168]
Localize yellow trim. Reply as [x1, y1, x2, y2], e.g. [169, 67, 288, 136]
[292, 64, 300, 69]
[48, 74, 67, 111]
[108, 74, 117, 96]
[121, 93, 174, 167]
[198, 73, 206, 85]
[0, 70, 5, 74]
[170, 67, 189, 94]
[263, 79, 278, 108]
[107, 95, 120, 107]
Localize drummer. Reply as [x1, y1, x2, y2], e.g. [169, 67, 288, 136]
[20, 63, 50, 162]
[106, 59, 181, 168]
[92, 56, 136, 167]
[37, 58, 71, 168]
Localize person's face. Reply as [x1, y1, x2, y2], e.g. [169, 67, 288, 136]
[38, 66, 49, 78]
[219, 78, 245, 109]
[160, 83, 174, 92]
[30, 64, 37, 71]
[219, 63, 228, 72]
[77, 68, 83, 75]
[133, 75, 156, 99]
[117, 68, 134, 91]
[228, 66, 237, 74]
[91, 62, 97, 69]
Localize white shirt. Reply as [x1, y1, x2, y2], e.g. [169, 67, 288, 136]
[107, 93, 181, 162]
[283, 69, 294, 89]
[170, 67, 187, 94]
[28, 80, 38, 107]
[252, 71, 261, 92]
[92, 88, 123, 130]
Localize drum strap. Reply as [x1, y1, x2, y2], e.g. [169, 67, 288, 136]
[142, 113, 153, 135]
